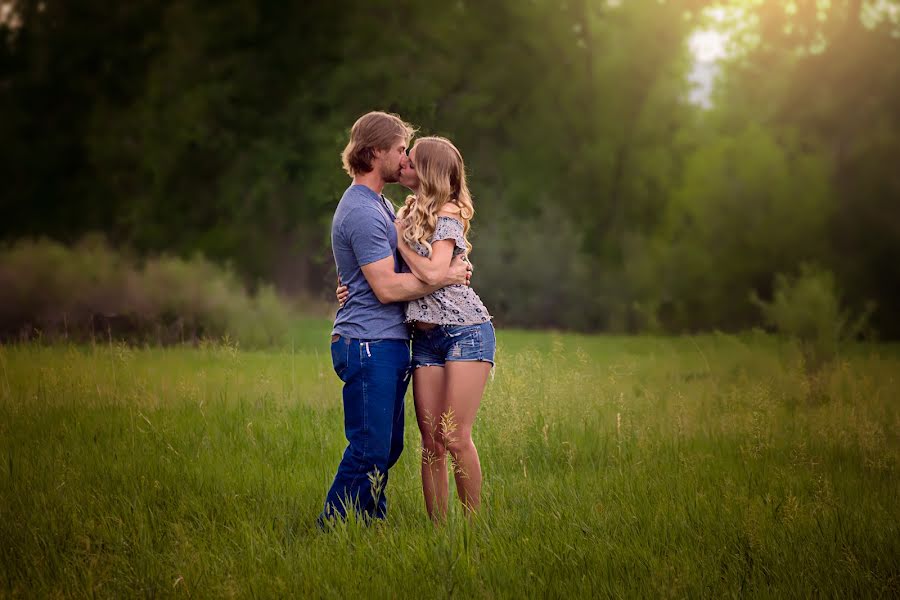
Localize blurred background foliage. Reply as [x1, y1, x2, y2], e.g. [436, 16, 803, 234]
[1, 0, 898, 338]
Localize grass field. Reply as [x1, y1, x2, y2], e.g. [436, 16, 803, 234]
[1, 320, 898, 597]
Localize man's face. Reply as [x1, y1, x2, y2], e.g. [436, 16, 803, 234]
[377, 138, 408, 183]
[398, 144, 420, 191]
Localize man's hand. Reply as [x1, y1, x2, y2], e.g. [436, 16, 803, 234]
[444, 254, 473, 287]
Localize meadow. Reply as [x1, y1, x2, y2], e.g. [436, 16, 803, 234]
[1, 321, 898, 597]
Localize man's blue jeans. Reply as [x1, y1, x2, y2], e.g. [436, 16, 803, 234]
[320, 335, 411, 523]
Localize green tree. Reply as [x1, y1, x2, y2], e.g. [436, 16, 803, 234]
[654, 124, 834, 331]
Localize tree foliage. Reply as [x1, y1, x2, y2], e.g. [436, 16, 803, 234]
[1, 0, 897, 335]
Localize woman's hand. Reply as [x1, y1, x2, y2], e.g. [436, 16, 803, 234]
[336, 280, 349, 307]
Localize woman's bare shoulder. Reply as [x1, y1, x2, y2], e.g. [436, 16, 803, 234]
[437, 202, 462, 220]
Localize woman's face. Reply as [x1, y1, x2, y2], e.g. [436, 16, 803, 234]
[399, 144, 419, 191]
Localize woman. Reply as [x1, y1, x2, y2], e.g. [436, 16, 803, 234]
[337, 136, 494, 521]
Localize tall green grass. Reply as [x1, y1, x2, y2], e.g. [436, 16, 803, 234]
[1, 325, 898, 596]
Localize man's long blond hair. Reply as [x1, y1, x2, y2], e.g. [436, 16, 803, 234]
[341, 111, 416, 176]
[396, 137, 474, 257]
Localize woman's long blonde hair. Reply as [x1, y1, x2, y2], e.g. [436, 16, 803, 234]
[395, 136, 474, 257]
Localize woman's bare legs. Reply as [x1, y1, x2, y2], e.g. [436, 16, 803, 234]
[443, 361, 492, 515]
[413, 366, 449, 522]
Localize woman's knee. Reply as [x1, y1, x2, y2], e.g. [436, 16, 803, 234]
[446, 433, 474, 458]
[421, 436, 446, 460]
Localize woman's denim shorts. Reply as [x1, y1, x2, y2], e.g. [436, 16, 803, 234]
[411, 321, 496, 369]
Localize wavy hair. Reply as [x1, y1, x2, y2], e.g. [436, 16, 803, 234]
[395, 137, 474, 257]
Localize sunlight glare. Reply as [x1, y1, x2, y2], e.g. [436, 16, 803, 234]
[689, 30, 729, 63]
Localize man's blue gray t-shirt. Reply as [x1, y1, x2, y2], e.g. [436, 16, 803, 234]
[331, 184, 410, 340]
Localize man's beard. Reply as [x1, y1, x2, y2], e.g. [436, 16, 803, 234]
[380, 162, 400, 183]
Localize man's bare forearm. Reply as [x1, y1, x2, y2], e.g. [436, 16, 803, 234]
[380, 272, 442, 303]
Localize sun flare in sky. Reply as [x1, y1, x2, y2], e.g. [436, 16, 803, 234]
[690, 28, 730, 63]
[687, 7, 736, 107]
[686, 0, 900, 107]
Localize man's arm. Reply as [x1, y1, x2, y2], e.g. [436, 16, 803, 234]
[361, 255, 470, 304]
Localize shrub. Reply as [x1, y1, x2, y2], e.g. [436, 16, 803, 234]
[0, 237, 296, 347]
[752, 264, 873, 372]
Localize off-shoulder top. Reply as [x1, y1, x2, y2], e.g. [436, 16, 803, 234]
[404, 216, 492, 326]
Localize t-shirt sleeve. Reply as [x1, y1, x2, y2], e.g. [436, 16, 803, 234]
[433, 216, 466, 251]
[343, 206, 394, 267]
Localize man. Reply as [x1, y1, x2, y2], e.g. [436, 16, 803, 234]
[319, 111, 471, 524]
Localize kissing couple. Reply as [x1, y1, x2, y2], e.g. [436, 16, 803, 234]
[319, 111, 494, 526]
